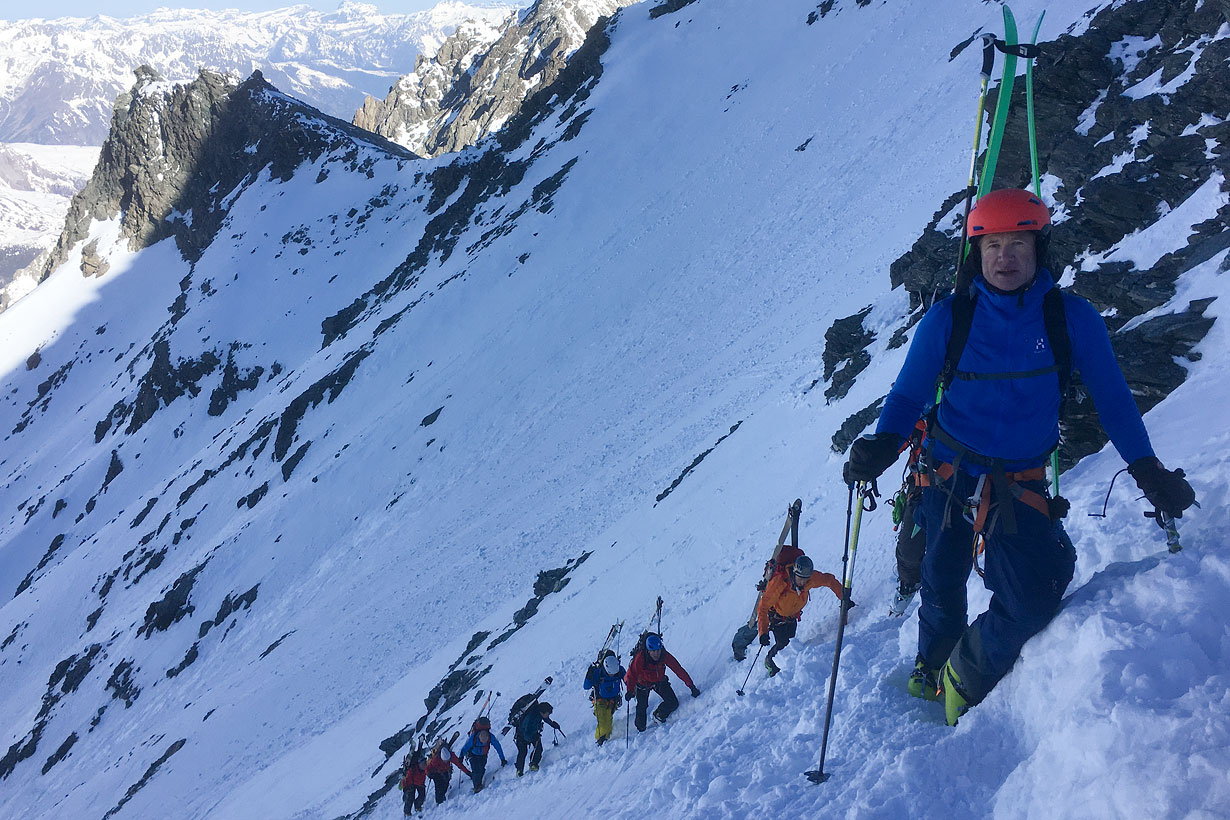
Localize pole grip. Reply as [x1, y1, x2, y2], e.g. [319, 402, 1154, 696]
[979, 33, 996, 79]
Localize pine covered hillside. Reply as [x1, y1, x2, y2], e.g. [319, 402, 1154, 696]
[0, 1, 1226, 819]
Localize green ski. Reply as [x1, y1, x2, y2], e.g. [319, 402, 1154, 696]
[978, 5, 1019, 197]
[1026, 11, 1046, 195]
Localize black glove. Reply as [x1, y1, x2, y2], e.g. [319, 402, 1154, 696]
[759, 632, 770, 646]
[1128, 457, 1196, 518]
[844, 433, 903, 483]
[689, 686, 701, 698]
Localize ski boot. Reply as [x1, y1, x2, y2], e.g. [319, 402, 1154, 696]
[516, 768, 523, 777]
[907, 655, 942, 701]
[529, 764, 539, 772]
[941, 661, 971, 726]
[888, 582, 920, 617]
[765, 657, 780, 677]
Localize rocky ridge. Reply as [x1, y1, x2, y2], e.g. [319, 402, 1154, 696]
[353, 0, 625, 157]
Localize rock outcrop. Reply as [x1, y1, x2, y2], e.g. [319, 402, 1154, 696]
[41, 67, 415, 280]
[353, 0, 624, 157]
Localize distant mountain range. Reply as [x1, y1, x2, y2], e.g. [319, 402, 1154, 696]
[0, 0, 520, 307]
[0, 1, 520, 145]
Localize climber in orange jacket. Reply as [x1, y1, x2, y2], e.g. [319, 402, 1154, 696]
[756, 554, 844, 676]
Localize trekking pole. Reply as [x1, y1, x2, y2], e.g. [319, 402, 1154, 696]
[736, 644, 764, 697]
[951, 33, 997, 291]
[806, 480, 874, 784]
[654, 596, 663, 635]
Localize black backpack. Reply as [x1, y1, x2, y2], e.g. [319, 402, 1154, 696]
[506, 692, 540, 731]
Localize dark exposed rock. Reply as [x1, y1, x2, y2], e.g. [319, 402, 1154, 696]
[655, 422, 743, 505]
[1059, 298, 1216, 469]
[822, 307, 874, 402]
[102, 738, 187, 820]
[208, 348, 265, 416]
[40, 732, 77, 774]
[14, 533, 67, 597]
[166, 643, 199, 678]
[831, 396, 886, 454]
[237, 482, 269, 510]
[259, 630, 295, 659]
[198, 585, 259, 638]
[273, 350, 369, 461]
[137, 562, 207, 638]
[102, 449, 123, 490]
[649, 0, 699, 19]
[281, 442, 311, 481]
[43, 67, 415, 282]
[353, 0, 620, 158]
[423, 662, 490, 717]
[1, 643, 102, 780]
[106, 659, 140, 707]
[420, 407, 444, 427]
[130, 497, 158, 528]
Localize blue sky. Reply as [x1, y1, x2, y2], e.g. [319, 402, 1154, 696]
[1, 0, 445, 21]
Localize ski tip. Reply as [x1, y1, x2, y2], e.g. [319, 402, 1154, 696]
[804, 769, 831, 784]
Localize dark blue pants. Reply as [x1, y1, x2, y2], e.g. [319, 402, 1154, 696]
[916, 471, 1075, 703]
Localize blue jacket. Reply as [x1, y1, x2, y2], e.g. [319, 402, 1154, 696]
[517, 709, 560, 742]
[584, 663, 625, 700]
[460, 731, 505, 763]
[877, 271, 1154, 472]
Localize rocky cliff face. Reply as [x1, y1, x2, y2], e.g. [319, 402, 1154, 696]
[353, 0, 624, 156]
[827, 0, 1227, 468]
[41, 67, 415, 282]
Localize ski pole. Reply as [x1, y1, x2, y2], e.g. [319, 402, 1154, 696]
[624, 692, 631, 749]
[952, 33, 997, 290]
[806, 480, 873, 784]
[736, 644, 764, 697]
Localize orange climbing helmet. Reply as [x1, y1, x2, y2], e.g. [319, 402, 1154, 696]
[966, 188, 1051, 238]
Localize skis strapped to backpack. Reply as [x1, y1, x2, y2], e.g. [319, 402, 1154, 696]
[743, 499, 803, 630]
[596, 621, 624, 663]
[630, 597, 666, 663]
[501, 676, 552, 736]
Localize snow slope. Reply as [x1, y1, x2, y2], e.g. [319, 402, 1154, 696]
[0, 1, 1225, 819]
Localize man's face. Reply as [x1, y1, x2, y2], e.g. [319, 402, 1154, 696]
[648, 647, 662, 661]
[979, 230, 1037, 291]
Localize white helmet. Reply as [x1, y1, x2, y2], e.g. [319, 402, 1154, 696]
[602, 654, 620, 676]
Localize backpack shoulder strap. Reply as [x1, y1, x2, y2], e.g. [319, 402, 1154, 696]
[939, 289, 977, 395]
[1042, 287, 1071, 395]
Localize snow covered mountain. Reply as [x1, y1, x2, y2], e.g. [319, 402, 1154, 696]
[353, 0, 627, 156]
[0, 0, 520, 312]
[0, 1, 521, 145]
[0, 143, 96, 308]
[0, 2, 1226, 820]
